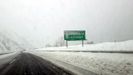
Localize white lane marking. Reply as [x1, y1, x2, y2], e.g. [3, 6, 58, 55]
[9, 58, 16, 64]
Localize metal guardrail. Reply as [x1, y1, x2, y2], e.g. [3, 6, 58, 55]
[36, 50, 133, 54]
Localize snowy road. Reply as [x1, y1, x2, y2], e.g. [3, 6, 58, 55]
[0, 53, 76, 75]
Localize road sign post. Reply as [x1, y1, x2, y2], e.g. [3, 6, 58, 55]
[82, 40, 84, 47]
[66, 40, 68, 47]
[64, 30, 86, 47]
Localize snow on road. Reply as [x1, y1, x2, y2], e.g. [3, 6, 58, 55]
[29, 51, 97, 75]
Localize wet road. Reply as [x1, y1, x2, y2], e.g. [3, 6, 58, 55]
[0, 53, 75, 75]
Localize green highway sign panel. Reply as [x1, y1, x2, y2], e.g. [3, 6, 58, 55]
[64, 30, 86, 41]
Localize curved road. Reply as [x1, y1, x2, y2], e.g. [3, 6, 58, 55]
[0, 53, 75, 75]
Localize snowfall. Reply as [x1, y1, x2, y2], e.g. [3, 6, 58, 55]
[1, 40, 133, 75]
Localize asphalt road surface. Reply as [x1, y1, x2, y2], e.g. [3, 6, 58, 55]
[0, 53, 75, 75]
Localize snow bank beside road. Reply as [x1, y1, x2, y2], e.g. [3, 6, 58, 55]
[0, 51, 20, 66]
[31, 51, 133, 75]
[37, 40, 133, 51]
[31, 40, 133, 75]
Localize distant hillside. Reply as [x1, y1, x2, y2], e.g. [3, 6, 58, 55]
[0, 32, 33, 53]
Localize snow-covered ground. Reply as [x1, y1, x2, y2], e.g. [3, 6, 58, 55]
[29, 40, 133, 75]
[36, 40, 133, 51]
[29, 51, 133, 75]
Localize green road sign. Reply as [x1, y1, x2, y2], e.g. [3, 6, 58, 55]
[64, 30, 86, 41]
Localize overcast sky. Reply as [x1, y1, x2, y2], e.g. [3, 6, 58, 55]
[0, 0, 133, 47]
